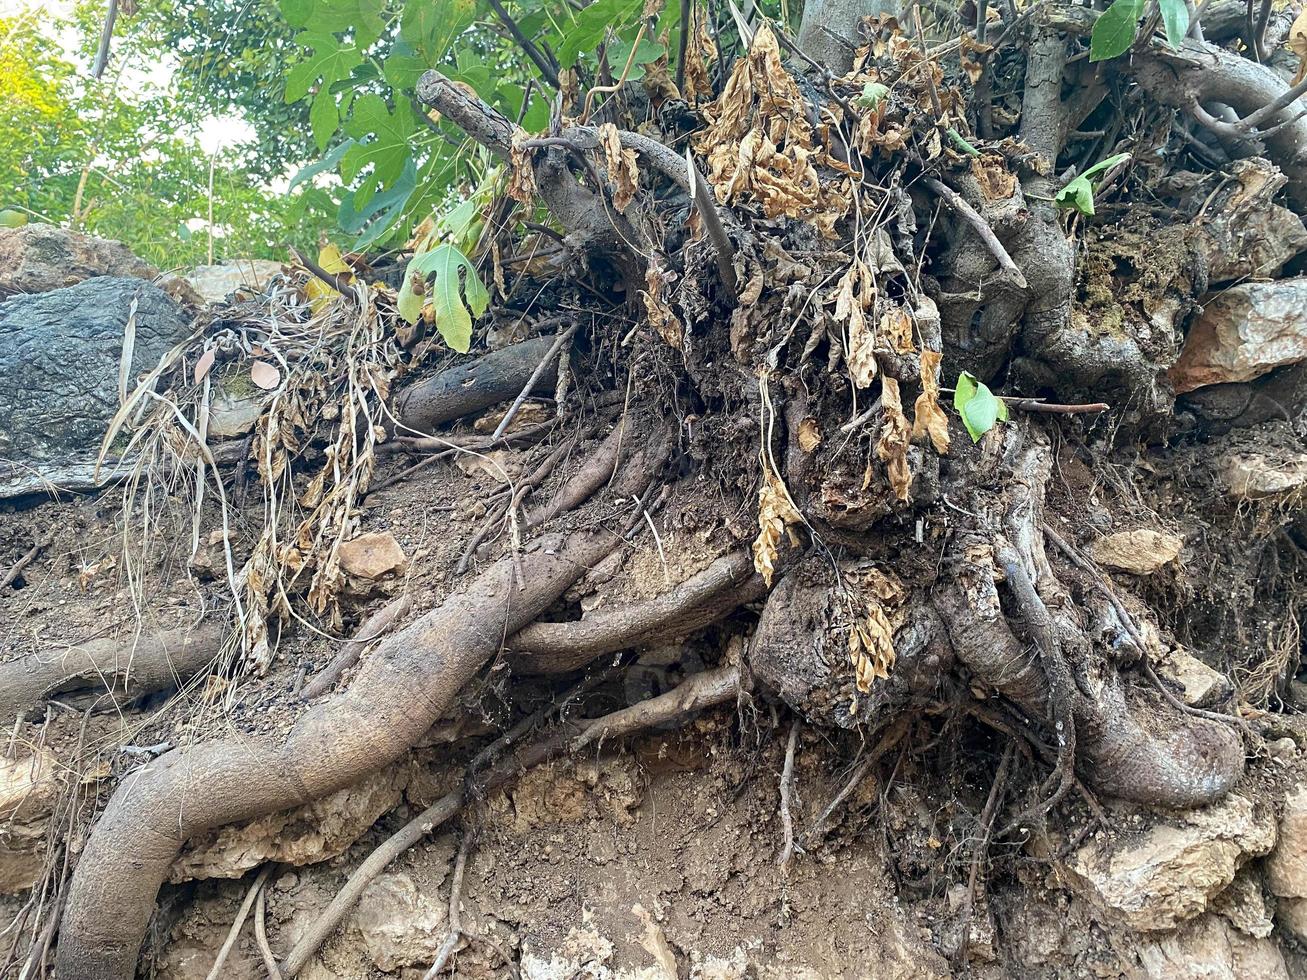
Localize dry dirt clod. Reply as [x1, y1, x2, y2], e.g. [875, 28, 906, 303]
[1088, 529, 1184, 575]
[336, 531, 407, 581]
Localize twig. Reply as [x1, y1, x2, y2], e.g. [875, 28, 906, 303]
[923, 178, 1028, 289]
[280, 666, 740, 977]
[206, 865, 274, 980]
[1, 539, 45, 590]
[582, 19, 649, 123]
[675, 0, 691, 94]
[492, 323, 578, 440]
[800, 716, 910, 846]
[778, 718, 801, 868]
[685, 149, 740, 301]
[952, 743, 1014, 968]
[486, 0, 560, 88]
[421, 835, 471, 979]
[1003, 398, 1109, 414]
[301, 595, 414, 700]
[288, 245, 361, 303]
[1238, 74, 1307, 132]
[255, 881, 284, 980]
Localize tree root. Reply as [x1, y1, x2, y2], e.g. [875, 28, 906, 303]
[508, 550, 765, 674]
[54, 531, 623, 980]
[391, 334, 561, 437]
[0, 622, 224, 722]
[300, 594, 414, 701]
[279, 665, 739, 977]
[421, 833, 470, 979]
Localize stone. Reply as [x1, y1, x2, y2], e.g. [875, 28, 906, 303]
[170, 765, 407, 882]
[185, 259, 284, 304]
[337, 531, 407, 580]
[1196, 159, 1307, 284]
[1266, 786, 1307, 899]
[1089, 529, 1184, 575]
[1135, 913, 1290, 980]
[1211, 868, 1274, 938]
[1226, 450, 1307, 500]
[0, 749, 62, 894]
[0, 225, 157, 297]
[1278, 896, 1307, 944]
[350, 872, 448, 972]
[1155, 647, 1233, 709]
[1065, 793, 1276, 931]
[1169, 279, 1307, 393]
[0, 277, 192, 498]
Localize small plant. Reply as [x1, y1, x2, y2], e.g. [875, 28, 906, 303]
[953, 371, 1009, 442]
[1090, 0, 1189, 62]
[1054, 152, 1131, 216]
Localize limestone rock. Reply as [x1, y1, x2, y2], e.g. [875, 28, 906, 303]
[1211, 868, 1274, 938]
[185, 259, 284, 304]
[1226, 450, 1307, 500]
[1065, 793, 1276, 931]
[1155, 647, 1233, 709]
[0, 277, 192, 498]
[349, 872, 448, 972]
[1135, 913, 1289, 980]
[1277, 895, 1307, 944]
[338, 531, 407, 580]
[170, 766, 407, 882]
[1266, 785, 1307, 899]
[0, 225, 156, 297]
[0, 749, 62, 894]
[1196, 159, 1307, 284]
[1089, 529, 1184, 575]
[1169, 279, 1307, 393]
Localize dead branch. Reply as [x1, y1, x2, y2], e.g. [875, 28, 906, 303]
[0, 538, 45, 590]
[524, 418, 629, 527]
[571, 664, 741, 751]
[924, 178, 1028, 289]
[204, 865, 273, 980]
[800, 716, 911, 847]
[301, 595, 414, 701]
[510, 550, 765, 674]
[421, 834, 471, 979]
[254, 878, 283, 980]
[777, 718, 801, 868]
[492, 323, 577, 440]
[951, 743, 1013, 968]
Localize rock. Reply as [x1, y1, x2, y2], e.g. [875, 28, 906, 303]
[1089, 529, 1184, 575]
[1278, 895, 1307, 944]
[1226, 450, 1307, 500]
[1211, 868, 1274, 938]
[0, 277, 192, 498]
[1065, 793, 1276, 931]
[1169, 279, 1307, 393]
[0, 225, 157, 297]
[349, 871, 448, 972]
[1196, 159, 1307, 284]
[155, 884, 262, 980]
[0, 750, 62, 894]
[170, 765, 407, 882]
[1155, 647, 1233, 709]
[337, 531, 407, 580]
[185, 259, 284, 304]
[1135, 913, 1290, 980]
[1266, 785, 1307, 899]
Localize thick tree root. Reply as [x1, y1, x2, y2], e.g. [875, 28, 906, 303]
[0, 622, 223, 722]
[508, 550, 764, 674]
[53, 531, 619, 980]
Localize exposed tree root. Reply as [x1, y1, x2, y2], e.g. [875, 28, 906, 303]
[301, 594, 414, 701]
[0, 622, 223, 722]
[508, 550, 764, 674]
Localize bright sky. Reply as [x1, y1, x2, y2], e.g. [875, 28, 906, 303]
[4, 0, 258, 155]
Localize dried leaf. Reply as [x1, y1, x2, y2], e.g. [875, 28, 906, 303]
[881, 306, 915, 355]
[752, 463, 801, 587]
[970, 153, 1017, 201]
[456, 450, 520, 484]
[304, 243, 352, 313]
[641, 261, 683, 349]
[797, 417, 822, 452]
[876, 377, 912, 501]
[912, 350, 950, 454]
[194, 348, 216, 385]
[508, 127, 538, 204]
[598, 122, 641, 212]
[834, 260, 877, 387]
[250, 360, 281, 391]
[849, 600, 897, 691]
[1292, 8, 1307, 84]
[683, 19, 718, 102]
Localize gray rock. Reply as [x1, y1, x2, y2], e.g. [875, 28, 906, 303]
[0, 224, 157, 297]
[0, 276, 192, 497]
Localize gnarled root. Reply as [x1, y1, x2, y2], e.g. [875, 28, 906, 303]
[0, 621, 223, 722]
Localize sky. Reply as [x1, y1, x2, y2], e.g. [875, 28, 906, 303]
[3, 0, 258, 155]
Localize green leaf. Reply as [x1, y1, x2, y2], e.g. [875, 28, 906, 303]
[603, 37, 666, 82]
[1055, 175, 1096, 216]
[400, 0, 476, 63]
[384, 47, 429, 90]
[279, 0, 315, 28]
[289, 139, 355, 191]
[856, 81, 889, 108]
[1079, 151, 1131, 182]
[338, 158, 417, 239]
[554, 0, 644, 69]
[177, 221, 192, 241]
[1158, 0, 1190, 48]
[1090, 0, 1146, 62]
[342, 95, 418, 190]
[953, 371, 1004, 443]
[397, 243, 488, 352]
[284, 32, 362, 103]
[0, 209, 29, 228]
[310, 87, 338, 151]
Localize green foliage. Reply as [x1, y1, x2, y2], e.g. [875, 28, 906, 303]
[1089, 0, 1145, 61]
[398, 244, 489, 352]
[953, 372, 1008, 443]
[1054, 152, 1131, 216]
[856, 81, 888, 108]
[1158, 0, 1190, 49]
